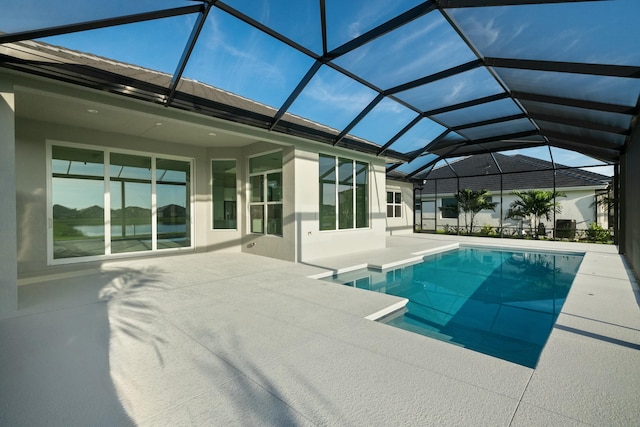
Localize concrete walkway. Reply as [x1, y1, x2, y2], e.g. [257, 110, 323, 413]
[1, 234, 639, 426]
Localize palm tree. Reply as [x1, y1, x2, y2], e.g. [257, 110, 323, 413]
[454, 189, 498, 234]
[505, 190, 566, 238]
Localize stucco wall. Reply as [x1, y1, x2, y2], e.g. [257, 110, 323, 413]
[294, 148, 387, 262]
[385, 180, 415, 235]
[0, 82, 17, 317]
[623, 126, 640, 280]
[241, 142, 296, 262]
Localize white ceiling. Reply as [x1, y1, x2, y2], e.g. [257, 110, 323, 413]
[15, 87, 261, 148]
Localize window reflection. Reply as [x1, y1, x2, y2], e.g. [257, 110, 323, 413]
[212, 160, 237, 230]
[355, 161, 369, 228]
[110, 153, 152, 254]
[51, 146, 193, 259]
[156, 158, 191, 249]
[249, 152, 283, 236]
[320, 155, 368, 231]
[319, 154, 337, 231]
[338, 158, 354, 229]
[52, 146, 105, 259]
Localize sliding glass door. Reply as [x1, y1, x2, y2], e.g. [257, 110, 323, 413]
[50, 144, 192, 261]
[156, 158, 191, 249]
[110, 153, 152, 254]
[52, 146, 106, 258]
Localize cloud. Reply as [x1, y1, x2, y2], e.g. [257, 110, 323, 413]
[304, 75, 374, 113]
[462, 17, 501, 48]
[445, 81, 467, 104]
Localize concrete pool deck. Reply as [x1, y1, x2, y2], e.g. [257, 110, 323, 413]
[1, 234, 639, 426]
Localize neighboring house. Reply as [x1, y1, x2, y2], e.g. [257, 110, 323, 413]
[415, 153, 611, 236]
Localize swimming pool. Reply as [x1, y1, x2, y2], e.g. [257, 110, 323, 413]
[323, 246, 584, 368]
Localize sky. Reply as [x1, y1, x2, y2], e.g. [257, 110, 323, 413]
[4, 0, 637, 177]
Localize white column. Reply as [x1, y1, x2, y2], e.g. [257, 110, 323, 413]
[0, 81, 17, 318]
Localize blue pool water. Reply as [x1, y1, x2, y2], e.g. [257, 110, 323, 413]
[324, 246, 584, 368]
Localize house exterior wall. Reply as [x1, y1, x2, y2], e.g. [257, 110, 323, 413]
[241, 142, 296, 262]
[419, 187, 603, 235]
[15, 116, 212, 274]
[292, 147, 387, 262]
[206, 146, 244, 253]
[622, 124, 640, 280]
[0, 82, 17, 318]
[7, 72, 388, 277]
[385, 180, 415, 235]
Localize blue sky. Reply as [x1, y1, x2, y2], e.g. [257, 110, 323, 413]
[5, 0, 636, 176]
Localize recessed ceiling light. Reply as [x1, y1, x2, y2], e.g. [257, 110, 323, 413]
[87, 109, 98, 114]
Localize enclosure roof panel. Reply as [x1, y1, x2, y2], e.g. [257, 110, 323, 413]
[1, 0, 637, 176]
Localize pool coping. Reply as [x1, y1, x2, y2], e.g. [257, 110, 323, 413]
[310, 241, 587, 322]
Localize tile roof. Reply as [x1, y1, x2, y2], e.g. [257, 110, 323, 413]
[419, 153, 610, 194]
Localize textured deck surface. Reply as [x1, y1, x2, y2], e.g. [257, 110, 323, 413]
[2, 234, 639, 426]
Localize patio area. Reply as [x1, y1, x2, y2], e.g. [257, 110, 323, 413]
[1, 234, 639, 426]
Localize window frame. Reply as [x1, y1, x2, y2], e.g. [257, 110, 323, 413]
[47, 140, 194, 265]
[441, 197, 459, 219]
[211, 158, 238, 230]
[387, 190, 402, 218]
[248, 150, 283, 237]
[319, 154, 370, 231]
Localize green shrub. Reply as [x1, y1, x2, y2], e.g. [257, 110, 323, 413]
[479, 224, 496, 236]
[585, 223, 611, 242]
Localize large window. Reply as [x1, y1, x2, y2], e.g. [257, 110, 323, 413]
[319, 154, 368, 230]
[249, 152, 282, 236]
[211, 160, 237, 229]
[387, 191, 402, 218]
[441, 197, 458, 219]
[50, 144, 192, 261]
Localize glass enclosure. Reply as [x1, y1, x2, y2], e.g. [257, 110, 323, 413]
[3, 0, 633, 181]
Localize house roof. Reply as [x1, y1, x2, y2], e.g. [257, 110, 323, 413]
[418, 153, 611, 194]
[1, 1, 638, 178]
